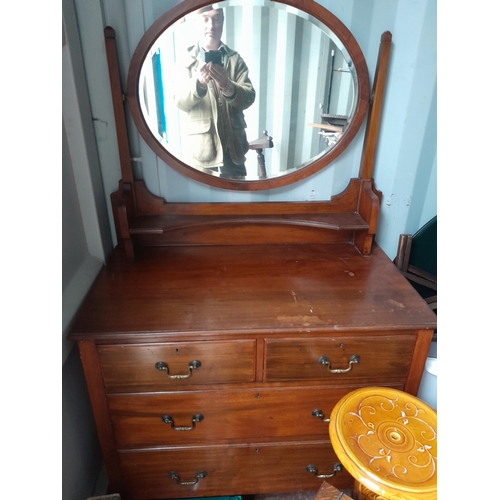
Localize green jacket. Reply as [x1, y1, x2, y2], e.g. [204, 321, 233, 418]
[173, 43, 256, 168]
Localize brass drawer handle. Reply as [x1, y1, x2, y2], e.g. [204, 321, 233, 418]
[161, 413, 204, 431]
[306, 463, 342, 479]
[155, 360, 201, 379]
[312, 409, 330, 423]
[317, 354, 360, 373]
[169, 470, 207, 486]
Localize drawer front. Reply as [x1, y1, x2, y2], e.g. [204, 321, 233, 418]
[119, 442, 353, 499]
[265, 335, 415, 382]
[98, 340, 256, 389]
[110, 385, 406, 448]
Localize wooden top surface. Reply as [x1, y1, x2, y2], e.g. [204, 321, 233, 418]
[69, 243, 437, 340]
[329, 387, 437, 499]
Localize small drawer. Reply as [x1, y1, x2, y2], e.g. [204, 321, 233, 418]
[109, 385, 399, 448]
[97, 340, 256, 389]
[264, 335, 415, 382]
[119, 442, 353, 498]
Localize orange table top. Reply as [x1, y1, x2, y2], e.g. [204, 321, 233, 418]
[329, 387, 437, 500]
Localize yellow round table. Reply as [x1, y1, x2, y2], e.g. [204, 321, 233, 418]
[329, 387, 437, 500]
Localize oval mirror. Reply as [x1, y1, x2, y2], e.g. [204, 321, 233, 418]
[127, 0, 370, 190]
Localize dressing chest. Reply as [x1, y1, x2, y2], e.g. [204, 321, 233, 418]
[69, 238, 436, 499]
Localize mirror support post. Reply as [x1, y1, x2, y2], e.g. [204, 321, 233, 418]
[354, 31, 391, 255]
[105, 27, 137, 260]
[359, 31, 392, 181]
[354, 179, 382, 255]
[104, 27, 137, 208]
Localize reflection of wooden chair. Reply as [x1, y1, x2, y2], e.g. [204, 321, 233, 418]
[308, 115, 348, 147]
[248, 130, 273, 178]
[394, 216, 437, 311]
[321, 113, 348, 128]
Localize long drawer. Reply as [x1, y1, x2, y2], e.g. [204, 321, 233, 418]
[264, 335, 416, 382]
[97, 340, 256, 389]
[109, 385, 408, 448]
[118, 442, 352, 499]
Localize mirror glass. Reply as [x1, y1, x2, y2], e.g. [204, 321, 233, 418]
[128, 0, 369, 189]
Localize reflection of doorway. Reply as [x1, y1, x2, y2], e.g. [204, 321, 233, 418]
[324, 43, 355, 117]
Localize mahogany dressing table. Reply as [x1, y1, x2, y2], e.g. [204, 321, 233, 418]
[68, 1, 437, 498]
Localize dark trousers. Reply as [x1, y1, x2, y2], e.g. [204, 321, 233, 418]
[221, 149, 247, 177]
[206, 150, 247, 178]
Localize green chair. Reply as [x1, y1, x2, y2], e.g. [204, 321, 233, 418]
[394, 216, 437, 311]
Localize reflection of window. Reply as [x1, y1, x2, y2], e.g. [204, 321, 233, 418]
[152, 51, 167, 142]
[139, 48, 170, 148]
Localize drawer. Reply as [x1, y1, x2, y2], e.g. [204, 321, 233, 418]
[265, 335, 415, 382]
[118, 442, 353, 498]
[98, 340, 256, 389]
[109, 385, 404, 448]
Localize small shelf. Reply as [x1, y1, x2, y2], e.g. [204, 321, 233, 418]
[129, 212, 369, 235]
[111, 177, 381, 258]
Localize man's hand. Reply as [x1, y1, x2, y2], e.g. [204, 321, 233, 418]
[208, 63, 230, 89]
[209, 63, 235, 96]
[197, 62, 211, 88]
[198, 62, 234, 96]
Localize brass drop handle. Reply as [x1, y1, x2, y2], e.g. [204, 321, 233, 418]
[161, 414, 204, 431]
[306, 463, 342, 478]
[169, 470, 207, 486]
[155, 360, 201, 379]
[312, 409, 330, 423]
[317, 354, 360, 373]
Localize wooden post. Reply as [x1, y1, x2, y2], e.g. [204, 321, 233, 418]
[359, 31, 392, 180]
[105, 26, 137, 259]
[104, 26, 136, 213]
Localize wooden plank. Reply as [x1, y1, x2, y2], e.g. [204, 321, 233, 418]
[354, 179, 381, 254]
[359, 32, 392, 180]
[68, 243, 437, 339]
[407, 264, 437, 284]
[128, 213, 369, 233]
[404, 329, 434, 395]
[314, 481, 354, 500]
[404, 271, 438, 291]
[135, 178, 362, 215]
[104, 27, 136, 210]
[308, 122, 344, 133]
[394, 234, 408, 271]
[78, 341, 123, 492]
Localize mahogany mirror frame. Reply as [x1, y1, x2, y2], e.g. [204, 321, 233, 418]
[126, 0, 371, 191]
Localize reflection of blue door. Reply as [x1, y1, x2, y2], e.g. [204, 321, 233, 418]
[152, 51, 167, 141]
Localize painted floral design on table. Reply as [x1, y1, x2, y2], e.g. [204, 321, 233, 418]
[342, 393, 437, 486]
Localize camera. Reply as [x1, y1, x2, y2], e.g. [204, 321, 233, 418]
[200, 49, 223, 66]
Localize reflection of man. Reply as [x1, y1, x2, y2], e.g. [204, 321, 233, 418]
[173, 7, 255, 177]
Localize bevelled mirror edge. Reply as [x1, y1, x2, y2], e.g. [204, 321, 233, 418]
[126, 0, 370, 191]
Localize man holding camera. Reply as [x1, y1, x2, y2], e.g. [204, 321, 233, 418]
[173, 7, 256, 178]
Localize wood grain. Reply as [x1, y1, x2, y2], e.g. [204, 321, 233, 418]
[98, 340, 256, 388]
[108, 385, 404, 448]
[314, 481, 354, 500]
[264, 335, 415, 382]
[118, 442, 353, 498]
[69, 243, 436, 339]
[359, 32, 392, 180]
[70, 241, 435, 499]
